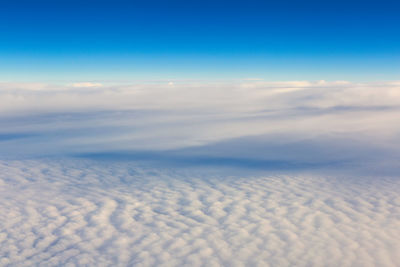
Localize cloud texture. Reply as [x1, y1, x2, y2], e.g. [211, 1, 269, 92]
[0, 80, 400, 172]
[1, 81, 400, 266]
[0, 159, 399, 266]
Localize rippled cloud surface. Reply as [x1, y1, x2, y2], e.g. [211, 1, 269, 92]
[0, 81, 400, 266]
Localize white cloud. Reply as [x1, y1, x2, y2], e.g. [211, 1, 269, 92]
[71, 82, 103, 88]
[0, 80, 399, 154]
[1, 80, 400, 266]
[0, 82, 49, 91]
[0, 80, 399, 114]
[0, 80, 399, 173]
[242, 78, 264, 81]
[0, 159, 399, 266]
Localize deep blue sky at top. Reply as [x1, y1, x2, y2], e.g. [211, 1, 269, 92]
[0, 0, 399, 82]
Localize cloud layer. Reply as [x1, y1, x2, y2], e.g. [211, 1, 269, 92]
[1, 80, 400, 114]
[1, 81, 400, 266]
[1, 80, 400, 173]
[0, 159, 399, 266]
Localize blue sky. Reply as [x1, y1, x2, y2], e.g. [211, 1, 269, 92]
[1, 0, 399, 82]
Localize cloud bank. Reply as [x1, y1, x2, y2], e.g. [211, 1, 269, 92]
[1, 80, 400, 266]
[0, 80, 400, 173]
[0, 159, 399, 266]
[71, 82, 103, 88]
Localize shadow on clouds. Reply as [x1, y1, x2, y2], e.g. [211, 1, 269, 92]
[75, 150, 345, 171]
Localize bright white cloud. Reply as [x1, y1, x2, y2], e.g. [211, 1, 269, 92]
[0, 159, 399, 266]
[71, 82, 103, 88]
[0, 80, 399, 115]
[1, 81, 400, 266]
[0, 80, 400, 170]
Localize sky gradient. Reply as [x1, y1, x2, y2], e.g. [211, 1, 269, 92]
[1, 0, 400, 82]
